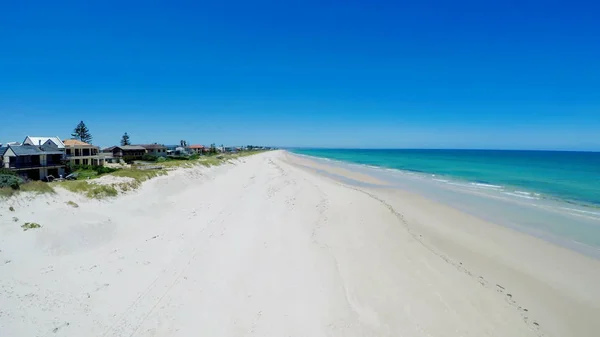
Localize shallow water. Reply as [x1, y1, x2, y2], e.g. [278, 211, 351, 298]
[292, 149, 600, 208]
[291, 150, 600, 259]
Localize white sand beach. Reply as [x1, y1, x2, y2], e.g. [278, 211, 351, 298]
[1, 151, 599, 337]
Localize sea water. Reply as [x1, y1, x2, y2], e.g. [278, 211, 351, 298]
[291, 149, 600, 258]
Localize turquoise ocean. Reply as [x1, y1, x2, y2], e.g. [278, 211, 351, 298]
[291, 149, 600, 257]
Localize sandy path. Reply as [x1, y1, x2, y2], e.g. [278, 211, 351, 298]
[1, 151, 592, 336]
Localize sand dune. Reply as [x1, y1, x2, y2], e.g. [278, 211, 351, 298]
[1, 151, 598, 336]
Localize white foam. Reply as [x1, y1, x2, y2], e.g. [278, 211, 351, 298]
[560, 207, 600, 216]
[514, 191, 533, 196]
[471, 183, 503, 189]
[502, 192, 539, 200]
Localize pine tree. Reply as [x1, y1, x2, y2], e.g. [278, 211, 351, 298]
[71, 121, 93, 144]
[121, 132, 131, 146]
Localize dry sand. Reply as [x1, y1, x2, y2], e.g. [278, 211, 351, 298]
[1, 151, 599, 336]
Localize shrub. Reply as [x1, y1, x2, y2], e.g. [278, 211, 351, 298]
[20, 181, 55, 194]
[0, 168, 17, 176]
[168, 155, 190, 161]
[0, 174, 23, 189]
[70, 164, 118, 176]
[141, 154, 159, 162]
[58, 181, 119, 199]
[94, 166, 118, 174]
[156, 156, 169, 163]
[122, 155, 138, 164]
[189, 154, 200, 160]
[21, 222, 41, 231]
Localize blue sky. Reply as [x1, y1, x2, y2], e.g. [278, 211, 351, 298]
[1, 1, 599, 150]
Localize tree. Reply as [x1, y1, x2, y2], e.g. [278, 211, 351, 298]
[71, 121, 93, 143]
[121, 132, 131, 146]
[209, 143, 217, 154]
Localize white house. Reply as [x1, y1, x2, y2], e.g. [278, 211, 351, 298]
[23, 136, 65, 150]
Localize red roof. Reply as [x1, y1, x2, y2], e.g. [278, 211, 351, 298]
[188, 145, 205, 149]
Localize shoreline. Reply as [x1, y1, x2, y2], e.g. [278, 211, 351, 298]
[282, 151, 600, 336]
[290, 149, 600, 210]
[289, 151, 600, 259]
[1, 150, 599, 336]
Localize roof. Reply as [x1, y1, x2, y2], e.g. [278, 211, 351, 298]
[188, 145, 205, 149]
[120, 145, 147, 151]
[0, 147, 7, 156]
[8, 144, 63, 156]
[23, 136, 65, 148]
[138, 144, 167, 150]
[64, 139, 94, 147]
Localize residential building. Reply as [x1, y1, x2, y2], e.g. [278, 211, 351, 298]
[63, 139, 105, 166]
[102, 145, 147, 159]
[188, 145, 205, 155]
[1, 144, 66, 180]
[139, 144, 168, 157]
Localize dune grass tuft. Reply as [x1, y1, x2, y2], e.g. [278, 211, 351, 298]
[21, 222, 41, 231]
[20, 181, 55, 194]
[57, 181, 118, 199]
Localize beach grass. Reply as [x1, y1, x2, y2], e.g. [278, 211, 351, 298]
[111, 168, 168, 184]
[0, 187, 14, 198]
[21, 222, 42, 231]
[0, 181, 55, 198]
[57, 181, 118, 199]
[20, 181, 56, 194]
[74, 169, 99, 180]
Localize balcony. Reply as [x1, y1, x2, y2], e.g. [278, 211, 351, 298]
[9, 162, 65, 169]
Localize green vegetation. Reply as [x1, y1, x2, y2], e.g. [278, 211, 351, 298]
[19, 181, 55, 194]
[121, 132, 131, 146]
[0, 174, 23, 189]
[71, 120, 93, 143]
[66, 200, 79, 208]
[141, 154, 159, 162]
[0, 178, 54, 198]
[0, 168, 17, 176]
[21, 222, 41, 231]
[0, 150, 266, 200]
[112, 168, 167, 183]
[0, 188, 14, 198]
[57, 181, 118, 199]
[73, 169, 98, 180]
[69, 164, 119, 180]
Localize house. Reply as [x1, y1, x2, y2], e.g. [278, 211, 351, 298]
[188, 145, 205, 155]
[1, 144, 66, 180]
[63, 139, 105, 166]
[139, 144, 167, 157]
[102, 145, 147, 159]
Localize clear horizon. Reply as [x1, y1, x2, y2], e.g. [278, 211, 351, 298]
[1, 1, 599, 151]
